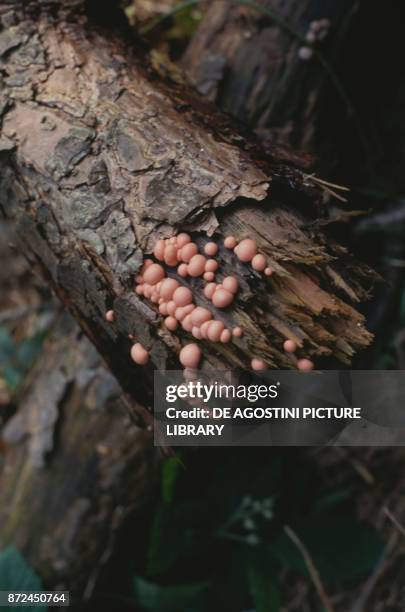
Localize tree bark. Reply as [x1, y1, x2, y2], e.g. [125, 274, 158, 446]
[0, 0, 376, 427]
[182, 0, 358, 153]
[0, 311, 159, 598]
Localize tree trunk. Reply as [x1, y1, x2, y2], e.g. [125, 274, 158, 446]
[182, 0, 358, 153]
[0, 311, 159, 598]
[0, 0, 376, 428]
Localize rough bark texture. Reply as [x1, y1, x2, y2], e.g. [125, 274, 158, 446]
[0, 0, 376, 426]
[0, 312, 159, 598]
[182, 0, 358, 152]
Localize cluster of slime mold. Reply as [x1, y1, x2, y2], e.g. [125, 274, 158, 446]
[106, 233, 315, 372]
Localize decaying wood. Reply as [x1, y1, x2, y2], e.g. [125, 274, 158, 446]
[182, 0, 358, 152]
[0, 0, 376, 425]
[0, 312, 159, 597]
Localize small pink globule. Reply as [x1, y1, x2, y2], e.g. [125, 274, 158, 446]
[251, 358, 266, 371]
[192, 326, 202, 339]
[224, 236, 237, 249]
[178, 264, 188, 277]
[159, 303, 168, 316]
[182, 314, 194, 332]
[153, 239, 165, 261]
[177, 233, 191, 248]
[264, 267, 273, 277]
[220, 329, 232, 343]
[164, 245, 178, 266]
[204, 242, 218, 256]
[173, 286, 193, 307]
[150, 292, 160, 304]
[207, 320, 225, 341]
[131, 343, 149, 365]
[297, 358, 314, 372]
[143, 263, 165, 285]
[235, 238, 257, 262]
[222, 276, 238, 294]
[212, 288, 234, 308]
[252, 254, 267, 272]
[283, 339, 297, 353]
[167, 300, 177, 316]
[200, 320, 211, 338]
[204, 272, 215, 282]
[160, 278, 179, 301]
[179, 343, 202, 368]
[164, 316, 178, 331]
[135, 285, 144, 295]
[143, 285, 153, 299]
[174, 306, 189, 321]
[105, 310, 115, 322]
[191, 307, 212, 327]
[188, 254, 206, 277]
[180, 243, 198, 263]
[204, 283, 217, 299]
[205, 259, 218, 273]
[232, 326, 243, 338]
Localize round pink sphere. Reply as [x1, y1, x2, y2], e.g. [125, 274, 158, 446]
[153, 239, 165, 261]
[164, 245, 178, 266]
[251, 358, 266, 371]
[207, 320, 225, 342]
[224, 236, 237, 249]
[204, 283, 217, 299]
[179, 343, 202, 368]
[173, 286, 193, 307]
[191, 307, 212, 327]
[232, 326, 243, 338]
[159, 303, 168, 316]
[135, 284, 144, 295]
[160, 278, 179, 301]
[204, 272, 215, 282]
[178, 264, 188, 277]
[180, 243, 198, 263]
[283, 339, 297, 353]
[220, 329, 232, 343]
[212, 288, 234, 309]
[204, 242, 218, 256]
[235, 238, 257, 262]
[192, 326, 202, 339]
[182, 314, 194, 332]
[265, 267, 274, 277]
[205, 259, 218, 272]
[105, 310, 115, 322]
[143, 264, 165, 286]
[252, 254, 267, 272]
[131, 343, 149, 365]
[188, 254, 206, 277]
[297, 358, 314, 372]
[167, 300, 177, 316]
[222, 276, 239, 294]
[165, 316, 178, 331]
[200, 320, 211, 338]
[177, 233, 191, 248]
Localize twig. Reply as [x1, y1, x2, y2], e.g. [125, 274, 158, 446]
[384, 506, 405, 539]
[350, 532, 397, 612]
[284, 524, 335, 612]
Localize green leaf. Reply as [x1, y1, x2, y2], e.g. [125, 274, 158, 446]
[2, 365, 23, 390]
[248, 549, 280, 612]
[146, 504, 181, 577]
[0, 548, 43, 612]
[162, 457, 182, 504]
[15, 333, 45, 369]
[271, 517, 383, 585]
[133, 576, 210, 611]
[0, 328, 15, 363]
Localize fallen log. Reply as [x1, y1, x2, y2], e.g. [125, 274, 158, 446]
[0, 0, 376, 425]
